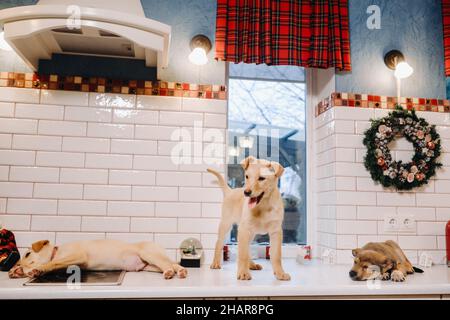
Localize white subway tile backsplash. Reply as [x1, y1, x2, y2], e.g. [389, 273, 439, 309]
[85, 153, 132, 169]
[159, 111, 203, 126]
[132, 186, 178, 201]
[436, 208, 450, 221]
[58, 200, 107, 216]
[137, 96, 182, 111]
[134, 155, 178, 171]
[65, 106, 112, 122]
[110, 139, 157, 155]
[89, 93, 135, 108]
[0, 93, 230, 257]
[87, 123, 133, 138]
[154, 233, 199, 249]
[82, 216, 130, 232]
[0, 150, 35, 165]
[0, 118, 38, 134]
[155, 202, 201, 217]
[107, 201, 154, 217]
[178, 218, 220, 233]
[36, 151, 84, 168]
[337, 220, 377, 235]
[38, 120, 86, 136]
[16, 104, 64, 120]
[41, 90, 88, 106]
[417, 221, 446, 236]
[0, 134, 12, 148]
[9, 166, 59, 183]
[109, 170, 155, 186]
[32, 215, 81, 231]
[0, 87, 40, 103]
[62, 137, 110, 153]
[204, 113, 227, 128]
[60, 168, 108, 184]
[357, 206, 395, 220]
[7, 199, 57, 215]
[56, 232, 105, 244]
[398, 236, 437, 250]
[377, 192, 416, 207]
[0, 102, 14, 117]
[0, 182, 33, 198]
[34, 183, 83, 199]
[179, 187, 223, 202]
[156, 171, 202, 187]
[13, 135, 62, 151]
[106, 233, 153, 243]
[113, 109, 158, 125]
[336, 234, 357, 249]
[130, 217, 177, 232]
[182, 98, 227, 114]
[84, 185, 131, 201]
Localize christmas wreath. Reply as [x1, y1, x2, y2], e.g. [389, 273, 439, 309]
[363, 106, 442, 190]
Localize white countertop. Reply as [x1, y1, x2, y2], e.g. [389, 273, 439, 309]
[1, 260, 449, 299]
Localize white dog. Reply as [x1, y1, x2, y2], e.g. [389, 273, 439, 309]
[9, 239, 187, 280]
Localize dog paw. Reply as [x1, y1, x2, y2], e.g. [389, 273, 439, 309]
[177, 268, 188, 279]
[249, 263, 263, 270]
[237, 269, 252, 280]
[27, 268, 43, 278]
[163, 269, 175, 279]
[381, 272, 391, 280]
[391, 270, 405, 282]
[210, 261, 222, 269]
[275, 272, 291, 281]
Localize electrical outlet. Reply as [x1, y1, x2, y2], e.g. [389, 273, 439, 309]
[383, 215, 416, 233]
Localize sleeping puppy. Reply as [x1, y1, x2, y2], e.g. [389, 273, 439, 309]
[9, 239, 187, 280]
[349, 240, 423, 282]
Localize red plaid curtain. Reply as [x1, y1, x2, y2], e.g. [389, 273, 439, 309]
[443, 0, 450, 76]
[215, 0, 351, 71]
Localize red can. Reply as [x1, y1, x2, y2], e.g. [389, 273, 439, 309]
[223, 245, 229, 261]
[446, 221, 450, 267]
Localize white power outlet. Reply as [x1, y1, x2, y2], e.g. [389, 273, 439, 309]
[383, 215, 416, 233]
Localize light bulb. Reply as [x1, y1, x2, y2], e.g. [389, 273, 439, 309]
[394, 61, 414, 79]
[228, 146, 240, 157]
[0, 32, 12, 51]
[189, 47, 208, 65]
[238, 136, 254, 149]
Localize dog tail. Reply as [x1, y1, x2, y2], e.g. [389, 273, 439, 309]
[207, 168, 230, 195]
[413, 266, 424, 273]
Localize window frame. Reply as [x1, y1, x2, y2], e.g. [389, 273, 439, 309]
[225, 63, 311, 246]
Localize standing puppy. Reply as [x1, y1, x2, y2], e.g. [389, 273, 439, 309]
[208, 156, 290, 281]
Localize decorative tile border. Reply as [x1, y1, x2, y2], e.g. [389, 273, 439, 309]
[315, 92, 450, 116]
[0, 72, 227, 100]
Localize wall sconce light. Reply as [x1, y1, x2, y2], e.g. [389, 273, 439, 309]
[0, 31, 12, 51]
[189, 34, 211, 65]
[384, 50, 414, 101]
[238, 136, 254, 149]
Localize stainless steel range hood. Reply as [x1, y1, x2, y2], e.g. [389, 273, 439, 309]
[0, 0, 171, 74]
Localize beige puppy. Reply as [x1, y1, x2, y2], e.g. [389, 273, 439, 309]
[9, 239, 187, 280]
[208, 156, 290, 281]
[349, 240, 423, 282]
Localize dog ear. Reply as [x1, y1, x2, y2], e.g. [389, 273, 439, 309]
[241, 156, 256, 170]
[269, 161, 284, 177]
[31, 240, 49, 252]
[352, 248, 361, 257]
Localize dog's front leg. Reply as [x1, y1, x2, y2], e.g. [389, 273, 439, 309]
[27, 255, 86, 278]
[237, 226, 252, 280]
[269, 230, 290, 281]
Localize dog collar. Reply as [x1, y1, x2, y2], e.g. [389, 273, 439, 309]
[50, 246, 58, 261]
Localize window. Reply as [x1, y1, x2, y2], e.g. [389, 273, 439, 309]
[227, 63, 307, 244]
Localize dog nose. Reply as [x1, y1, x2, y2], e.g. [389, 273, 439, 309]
[349, 270, 357, 278]
[244, 190, 252, 197]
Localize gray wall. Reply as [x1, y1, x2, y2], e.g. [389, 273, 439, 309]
[336, 0, 446, 99]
